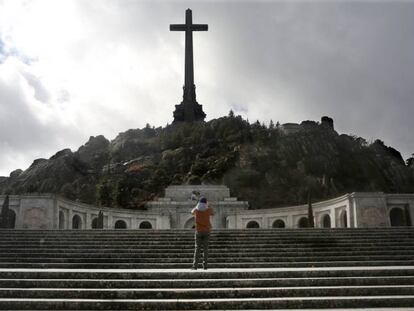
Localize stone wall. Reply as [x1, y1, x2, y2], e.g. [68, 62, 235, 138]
[353, 193, 388, 227]
[164, 185, 230, 201]
[147, 185, 249, 229]
[1, 194, 57, 229]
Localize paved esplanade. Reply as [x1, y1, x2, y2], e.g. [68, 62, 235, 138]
[170, 9, 207, 122]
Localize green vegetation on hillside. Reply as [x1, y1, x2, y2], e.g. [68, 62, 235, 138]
[1, 114, 413, 209]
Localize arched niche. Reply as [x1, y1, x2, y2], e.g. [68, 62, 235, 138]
[72, 214, 82, 230]
[139, 221, 153, 229]
[91, 217, 98, 229]
[390, 208, 407, 227]
[1, 209, 16, 229]
[59, 211, 65, 230]
[272, 219, 285, 228]
[114, 220, 127, 229]
[298, 217, 309, 228]
[246, 220, 260, 229]
[9, 209, 16, 229]
[322, 214, 331, 228]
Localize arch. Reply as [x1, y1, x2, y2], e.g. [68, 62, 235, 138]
[340, 210, 348, 228]
[9, 210, 16, 229]
[298, 217, 309, 228]
[3, 209, 16, 229]
[184, 218, 195, 229]
[322, 214, 331, 228]
[139, 221, 152, 229]
[246, 220, 260, 229]
[91, 217, 98, 229]
[1, 208, 16, 229]
[114, 220, 127, 229]
[8, 209, 16, 229]
[390, 208, 407, 227]
[59, 211, 65, 229]
[272, 219, 285, 228]
[72, 214, 82, 230]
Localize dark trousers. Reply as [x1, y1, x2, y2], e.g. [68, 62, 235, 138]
[193, 231, 210, 267]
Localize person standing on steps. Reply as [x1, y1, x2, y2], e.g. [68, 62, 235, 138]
[191, 197, 214, 270]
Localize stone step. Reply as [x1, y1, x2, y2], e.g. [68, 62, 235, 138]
[0, 248, 414, 259]
[1, 295, 414, 309]
[2, 234, 413, 240]
[2, 234, 412, 240]
[3, 237, 413, 241]
[1, 254, 414, 263]
[1, 285, 414, 299]
[2, 243, 413, 251]
[2, 249, 413, 258]
[2, 241, 413, 248]
[2, 240, 413, 247]
[1, 308, 414, 311]
[1, 260, 413, 269]
[2, 267, 413, 279]
[1, 229, 413, 309]
[2, 308, 413, 311]
[2, 231, 413, 237]
[2, 276, 414, 288]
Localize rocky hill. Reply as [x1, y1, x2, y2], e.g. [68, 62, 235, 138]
[1, 114, 413, 209]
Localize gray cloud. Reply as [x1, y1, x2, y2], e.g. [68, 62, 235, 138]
[0, 60, 82, 175]
[21, 72, 50, 103]
[0, 0, 413, 176]
[193, 1, 414, 157]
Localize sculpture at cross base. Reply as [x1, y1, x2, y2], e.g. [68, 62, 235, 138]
[170, 9, 207, 123]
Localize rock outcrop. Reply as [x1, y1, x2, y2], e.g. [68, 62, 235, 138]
[1, 116, 413, 209]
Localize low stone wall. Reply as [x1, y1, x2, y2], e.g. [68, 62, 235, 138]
[1, 190, 413, 230]
[226, 193, 351, 229]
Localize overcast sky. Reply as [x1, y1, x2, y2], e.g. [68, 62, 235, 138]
[0, 0, 413, 176]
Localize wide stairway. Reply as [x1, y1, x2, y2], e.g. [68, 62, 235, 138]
[0, 228, 413, 309]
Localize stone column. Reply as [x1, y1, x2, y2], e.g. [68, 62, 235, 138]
[331, 208, 336, 228]
[68, 209, 73, 230]
[53, 196, 59, 229]
[17, 201, 24, 229]
[349, 197, 356, 228]
[404, 202, 414, 226]
[131, 217, 137, 230]
[86, 213, 92, 230]
[287, 214, 294, 229]
[226, 215, 236, 229]
[107, 214, 113, 229]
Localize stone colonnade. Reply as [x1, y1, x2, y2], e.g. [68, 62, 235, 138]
[0, 190, 413, 230]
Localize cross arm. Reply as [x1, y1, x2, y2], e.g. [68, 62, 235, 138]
[191, 24, 208, 31]
[170, 24, 208, 31]
[170, 24, 187, 31]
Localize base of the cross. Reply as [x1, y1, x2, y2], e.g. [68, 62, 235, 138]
[173, 101, 206, 123]
[173, 84, 206, 122]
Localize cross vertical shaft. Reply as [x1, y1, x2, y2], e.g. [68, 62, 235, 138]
[170, 9, 208, 122]
[185, 9, 194, 94]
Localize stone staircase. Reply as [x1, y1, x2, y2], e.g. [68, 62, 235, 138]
[0, 228, 413, 309]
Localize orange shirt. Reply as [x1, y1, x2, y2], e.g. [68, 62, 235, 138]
[192, 207, 214, 232]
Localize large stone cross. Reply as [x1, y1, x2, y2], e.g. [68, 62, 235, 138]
[170, 9, 207, 122]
